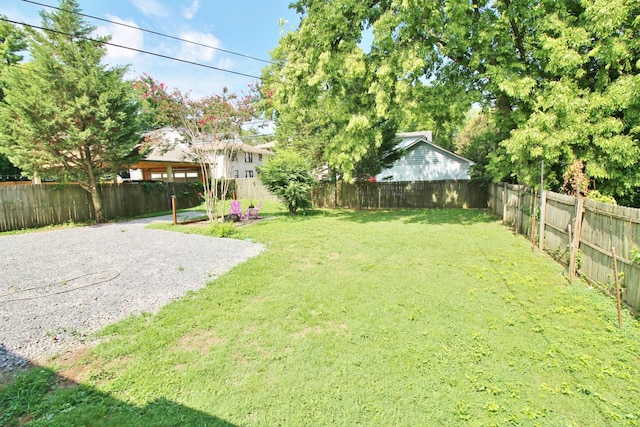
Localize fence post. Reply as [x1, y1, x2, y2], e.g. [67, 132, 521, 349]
[612, 246, 623, 328]
[539, 190, 547, 250]
[171, 195, 177, 225]
[516, 187, 522, 235]
[568, 224, 574, 282]
[569, 197, 584, 277]
[531, 189, 538, 251]
[502, 183, 507, 224]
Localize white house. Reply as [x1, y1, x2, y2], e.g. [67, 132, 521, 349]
[375, 131, 474, 182]
[127, 128, 273, 183]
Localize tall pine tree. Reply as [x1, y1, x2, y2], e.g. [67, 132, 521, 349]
[0, 0, 142, 222]
[0, 18, 26, 179]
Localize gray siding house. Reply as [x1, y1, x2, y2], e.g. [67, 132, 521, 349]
[375, 131, 474, 182]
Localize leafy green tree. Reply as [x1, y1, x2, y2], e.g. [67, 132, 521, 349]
[454, 110, 500, 180]
[259, 150, 316, 215]
[261, 1, 405, 182]
[135, 76, 259, 222]
[351, 119, 403, 181]
[266, 0, 640, 202]
[0, 1, 142, 222]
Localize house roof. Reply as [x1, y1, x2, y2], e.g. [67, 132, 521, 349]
[237, 142, 273, 155]
[397, 130, 474, 165]
[140, 128, 273, 164]
[256, 141, 277, 150]
[397, 131, 433, 142]
[143, 143, 194, 163]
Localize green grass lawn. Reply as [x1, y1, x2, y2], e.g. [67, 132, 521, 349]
[3, 205, 640, 426]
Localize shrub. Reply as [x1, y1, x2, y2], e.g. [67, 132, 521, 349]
[587, 190, 617, 205]
[259, 151, 317, 215]
[208, 222, 236, 237]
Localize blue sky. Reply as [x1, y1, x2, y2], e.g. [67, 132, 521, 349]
[3, 0, 299, 97]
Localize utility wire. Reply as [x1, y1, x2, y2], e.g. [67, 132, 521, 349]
[22, 0, 275, 65]
[1, 17, 263, 80]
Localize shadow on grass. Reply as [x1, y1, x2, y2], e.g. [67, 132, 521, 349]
[224, 207, 499, 227]
[326, 208, 498, 225]
[1, 349, 235, 427]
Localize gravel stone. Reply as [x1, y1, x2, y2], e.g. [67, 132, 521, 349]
[0, 213, 263, 372]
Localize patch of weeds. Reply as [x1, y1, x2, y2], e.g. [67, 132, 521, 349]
[0, 368, 54, 425]
[177, 265, 185, 272]
[454, 401, 471, 421]
[207, 222, 237, 238]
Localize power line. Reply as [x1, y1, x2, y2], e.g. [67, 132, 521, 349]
[21, 0, 275, 65]
[1, 17, 263, 81]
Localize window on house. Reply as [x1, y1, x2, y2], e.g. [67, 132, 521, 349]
[258, 154, 263, 162]
[233, 170, 239, 178]
[230, 152, 237, 162]
[245, 152, 253, 163]
[245, 170, 254, 178]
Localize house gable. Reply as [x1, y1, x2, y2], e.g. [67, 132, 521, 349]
[375, 132, 474, 181]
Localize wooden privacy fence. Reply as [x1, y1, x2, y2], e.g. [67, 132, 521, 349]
[489, 182, 640, 308]
[313, 180, 488, 209]
[0, 182, 202, 232]
[234, 178, 279, 201]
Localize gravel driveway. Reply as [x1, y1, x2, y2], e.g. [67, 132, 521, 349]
[0, 213, 263, 372]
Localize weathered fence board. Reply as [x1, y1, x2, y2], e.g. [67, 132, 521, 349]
[234, 178, 278, 202]
[313, 180, 488, 209]
[489, 183, 538, 238]
[0, 182, 201, 232]
[489, 182, 640, 309]
[542, 192, 575, 260]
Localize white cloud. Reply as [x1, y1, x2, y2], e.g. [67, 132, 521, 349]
[95, 16, 144, 63]
[215, 57, 234, 71]
[178, 31, 221, 62]
[131, 0, 170, 17]
[183, 0, 200, 19]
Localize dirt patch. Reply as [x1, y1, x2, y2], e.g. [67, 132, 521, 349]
[53, 346, 94, 384]
[176, 331, 224, 354]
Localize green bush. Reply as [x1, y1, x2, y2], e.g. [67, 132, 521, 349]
[258, 150, 317, 215]
[587, 190, 617, 205]
[207, 222, 236, 238]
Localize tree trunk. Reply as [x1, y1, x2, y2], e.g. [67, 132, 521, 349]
[89, 185, 105, 224]
[81, 145, 105, 223]
[84, 158, 104, 223]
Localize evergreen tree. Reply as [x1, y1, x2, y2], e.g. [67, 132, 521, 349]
[0, 18, 27, 179]
[0, 0, 142, 222]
